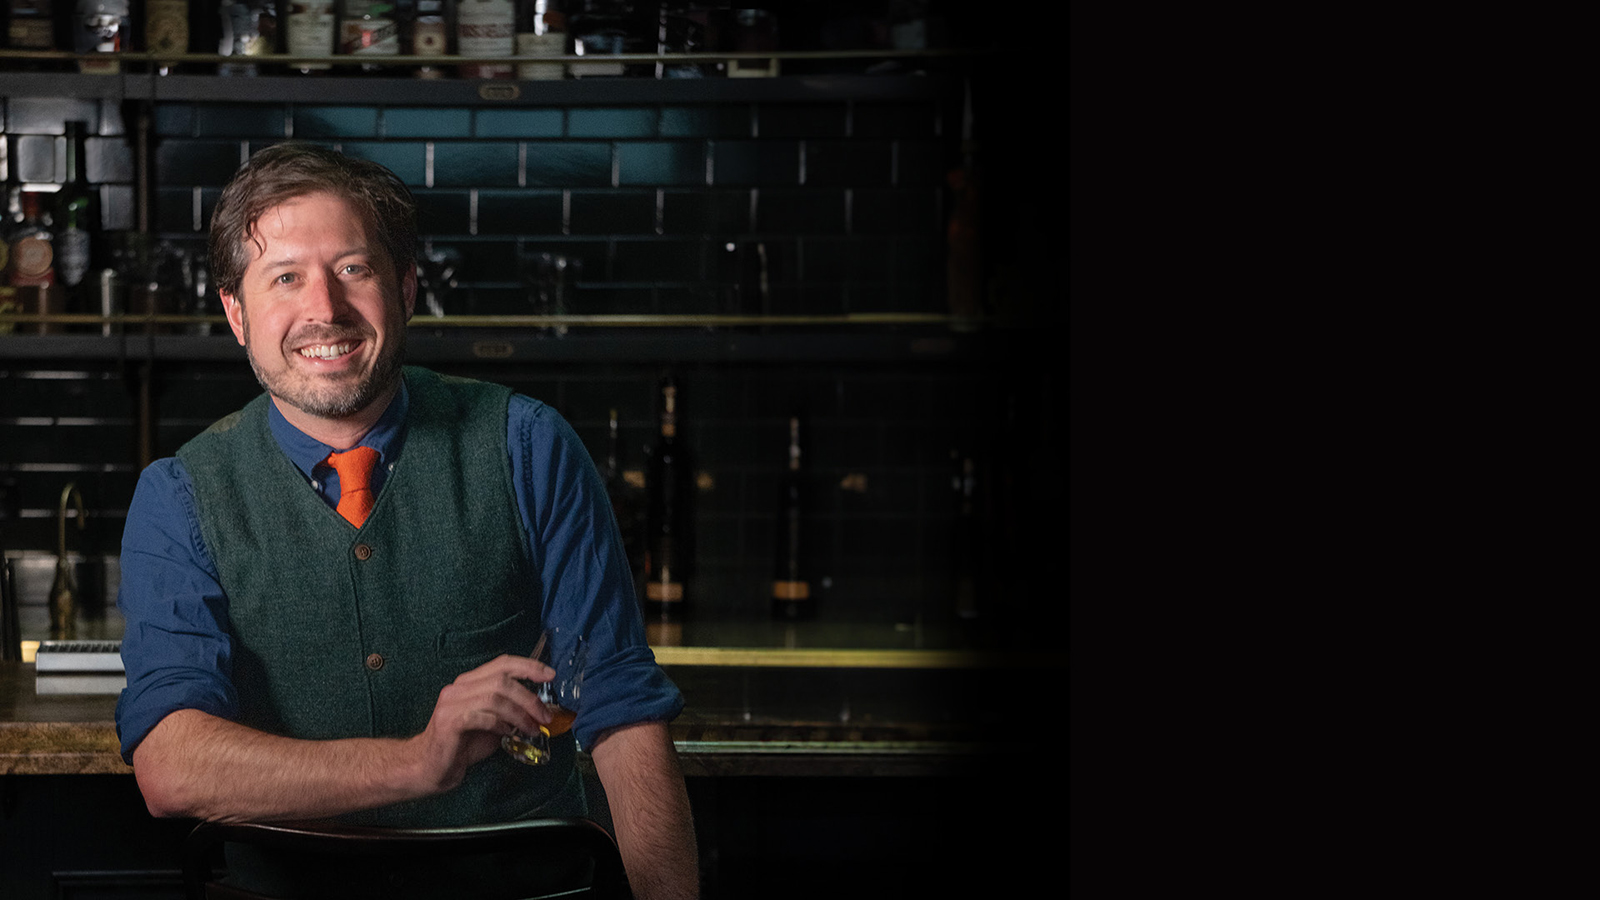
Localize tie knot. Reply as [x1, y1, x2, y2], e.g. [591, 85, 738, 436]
[326, 446, 380, 487]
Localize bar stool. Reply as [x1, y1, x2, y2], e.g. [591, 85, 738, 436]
[182, 817, 631, 900]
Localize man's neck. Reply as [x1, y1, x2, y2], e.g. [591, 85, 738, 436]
[269, 381, 401, 450]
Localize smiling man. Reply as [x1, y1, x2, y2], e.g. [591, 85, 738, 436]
[114, 144, 698, 899]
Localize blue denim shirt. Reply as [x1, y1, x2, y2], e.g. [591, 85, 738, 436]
[115, 380, 681, 763]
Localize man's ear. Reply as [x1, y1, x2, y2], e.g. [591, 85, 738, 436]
[400, 264, 417, 322]
[222, 291, 247, 346]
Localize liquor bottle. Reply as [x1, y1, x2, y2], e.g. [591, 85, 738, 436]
[73, 0, 129, 74]
[7, 0, 56, 55]
[284, 0, 336, 72]
[5, 192, 66, 334]
[218, 0, 279, 74]
[146, 0, 191, 74]
[604, 407, 646, 592]
[53, 122, 100, 318]
[455, 0, 514, 79]
[643, 376, 694, 621]
[951, 451, 981, 621]
[338, 0, 399, 72]
[567, 0, 638, 78]
[772, 414, 812, 620]
[408, 0, 446, 78]
[513, 0, 564, 80]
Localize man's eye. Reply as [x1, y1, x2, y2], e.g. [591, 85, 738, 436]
[274, 273, 297, 285]
[342, 264, 369, 276]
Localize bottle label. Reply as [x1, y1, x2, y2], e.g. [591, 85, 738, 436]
[458, 0, 515, 78]
[10, 237, 55, 286]
[515, 31, 566, 80]
[413, 19, 447, 55]
[646, 580, 683, 602]
[8, 19, 55, 49]
[772, 580, 810, 600]
[57, 230, 91, 288]
[286, 0, 336, 67]
[146, 0, 190, 55]
[339, 17, 400, 55]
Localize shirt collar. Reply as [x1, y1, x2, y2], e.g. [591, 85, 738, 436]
[267, 379, 410, 482]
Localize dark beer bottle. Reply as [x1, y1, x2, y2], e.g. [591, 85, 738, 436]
[643, 376, 693, 621]
[772, 414, 812, 620]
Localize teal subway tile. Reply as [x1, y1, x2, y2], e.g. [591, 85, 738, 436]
[617, 141, 706, 186]
[433, 141, 520, 187]
[477, 189, 564, 235]
[153, 104, 195, 137]
[195, 103, 288, 137]
[661, 105, 753, 138]
[292, 106, 380, 139]
[567, 107, 657, 138]
[475, 108, 563, 138]
[569, 190, 655, 235]
[525, 142, 612, 187]
[384, 107, 471, 138]
[340, 141, 427, 186]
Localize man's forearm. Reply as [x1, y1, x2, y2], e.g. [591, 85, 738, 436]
[132, 709, 437, 822]
[591, 721, 699, 900]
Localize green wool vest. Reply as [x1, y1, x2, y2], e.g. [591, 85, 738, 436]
[177, 367, 585, 827]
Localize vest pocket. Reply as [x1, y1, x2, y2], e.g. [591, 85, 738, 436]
[436, 609, 539, 672]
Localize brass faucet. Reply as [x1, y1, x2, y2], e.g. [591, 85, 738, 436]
[49, 483, 85, 641]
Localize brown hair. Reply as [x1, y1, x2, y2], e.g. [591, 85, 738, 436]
[208, 142, 417, 299]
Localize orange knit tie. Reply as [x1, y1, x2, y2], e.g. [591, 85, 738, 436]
[326, 446, 380, 527]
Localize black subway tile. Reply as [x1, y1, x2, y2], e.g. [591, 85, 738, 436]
[569, 190, 656, 235]
[804, 237, 893, 284]
[895, 139, 948, 187]
[711, 139, 798, 186]
[153, 104, 195, 137]
[155, 140, 243, 187]
[852, 102, 939, 139]
[755, 188, 847, 234]
[758, 103, 847, 139]
[412, 189, 473, 235]
[852, 187, 939, 236]
[154, 187, 195, 232]
[805, 139, 892, 187]
[476, 189, 565, 235]
[612, 239, 704, 283]
[662, 189, 751, 235]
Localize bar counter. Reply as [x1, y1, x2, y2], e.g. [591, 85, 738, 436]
[2, 656, 1016, 778]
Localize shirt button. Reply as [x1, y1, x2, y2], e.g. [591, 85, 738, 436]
[365, 653, 385, 671]
[354, 543, 373, 560]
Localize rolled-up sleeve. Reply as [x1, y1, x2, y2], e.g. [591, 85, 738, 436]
[114, 458, 239, 763]
[508, 396, 684, 752]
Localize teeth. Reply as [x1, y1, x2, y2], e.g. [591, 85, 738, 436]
[299, 343, 353, 359]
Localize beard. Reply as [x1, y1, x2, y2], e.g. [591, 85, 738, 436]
[241, 315, 407, 420]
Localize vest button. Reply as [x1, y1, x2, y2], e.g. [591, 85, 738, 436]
[354, 543, 373, 560]
[365, 653, 385, 671]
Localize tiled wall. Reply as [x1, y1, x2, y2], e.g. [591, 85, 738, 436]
[2, 81, 1040, 629]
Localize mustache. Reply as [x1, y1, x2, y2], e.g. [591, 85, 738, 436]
[285, 324, 374, 348]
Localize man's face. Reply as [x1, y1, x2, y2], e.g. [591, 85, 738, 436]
[222, 191, 415, 422]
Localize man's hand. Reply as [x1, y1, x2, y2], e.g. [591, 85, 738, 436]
[132, 654, 557, 823]
[409, 654, 557, 792]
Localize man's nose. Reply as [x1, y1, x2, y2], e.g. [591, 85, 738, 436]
[300, 271, 351, 320]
